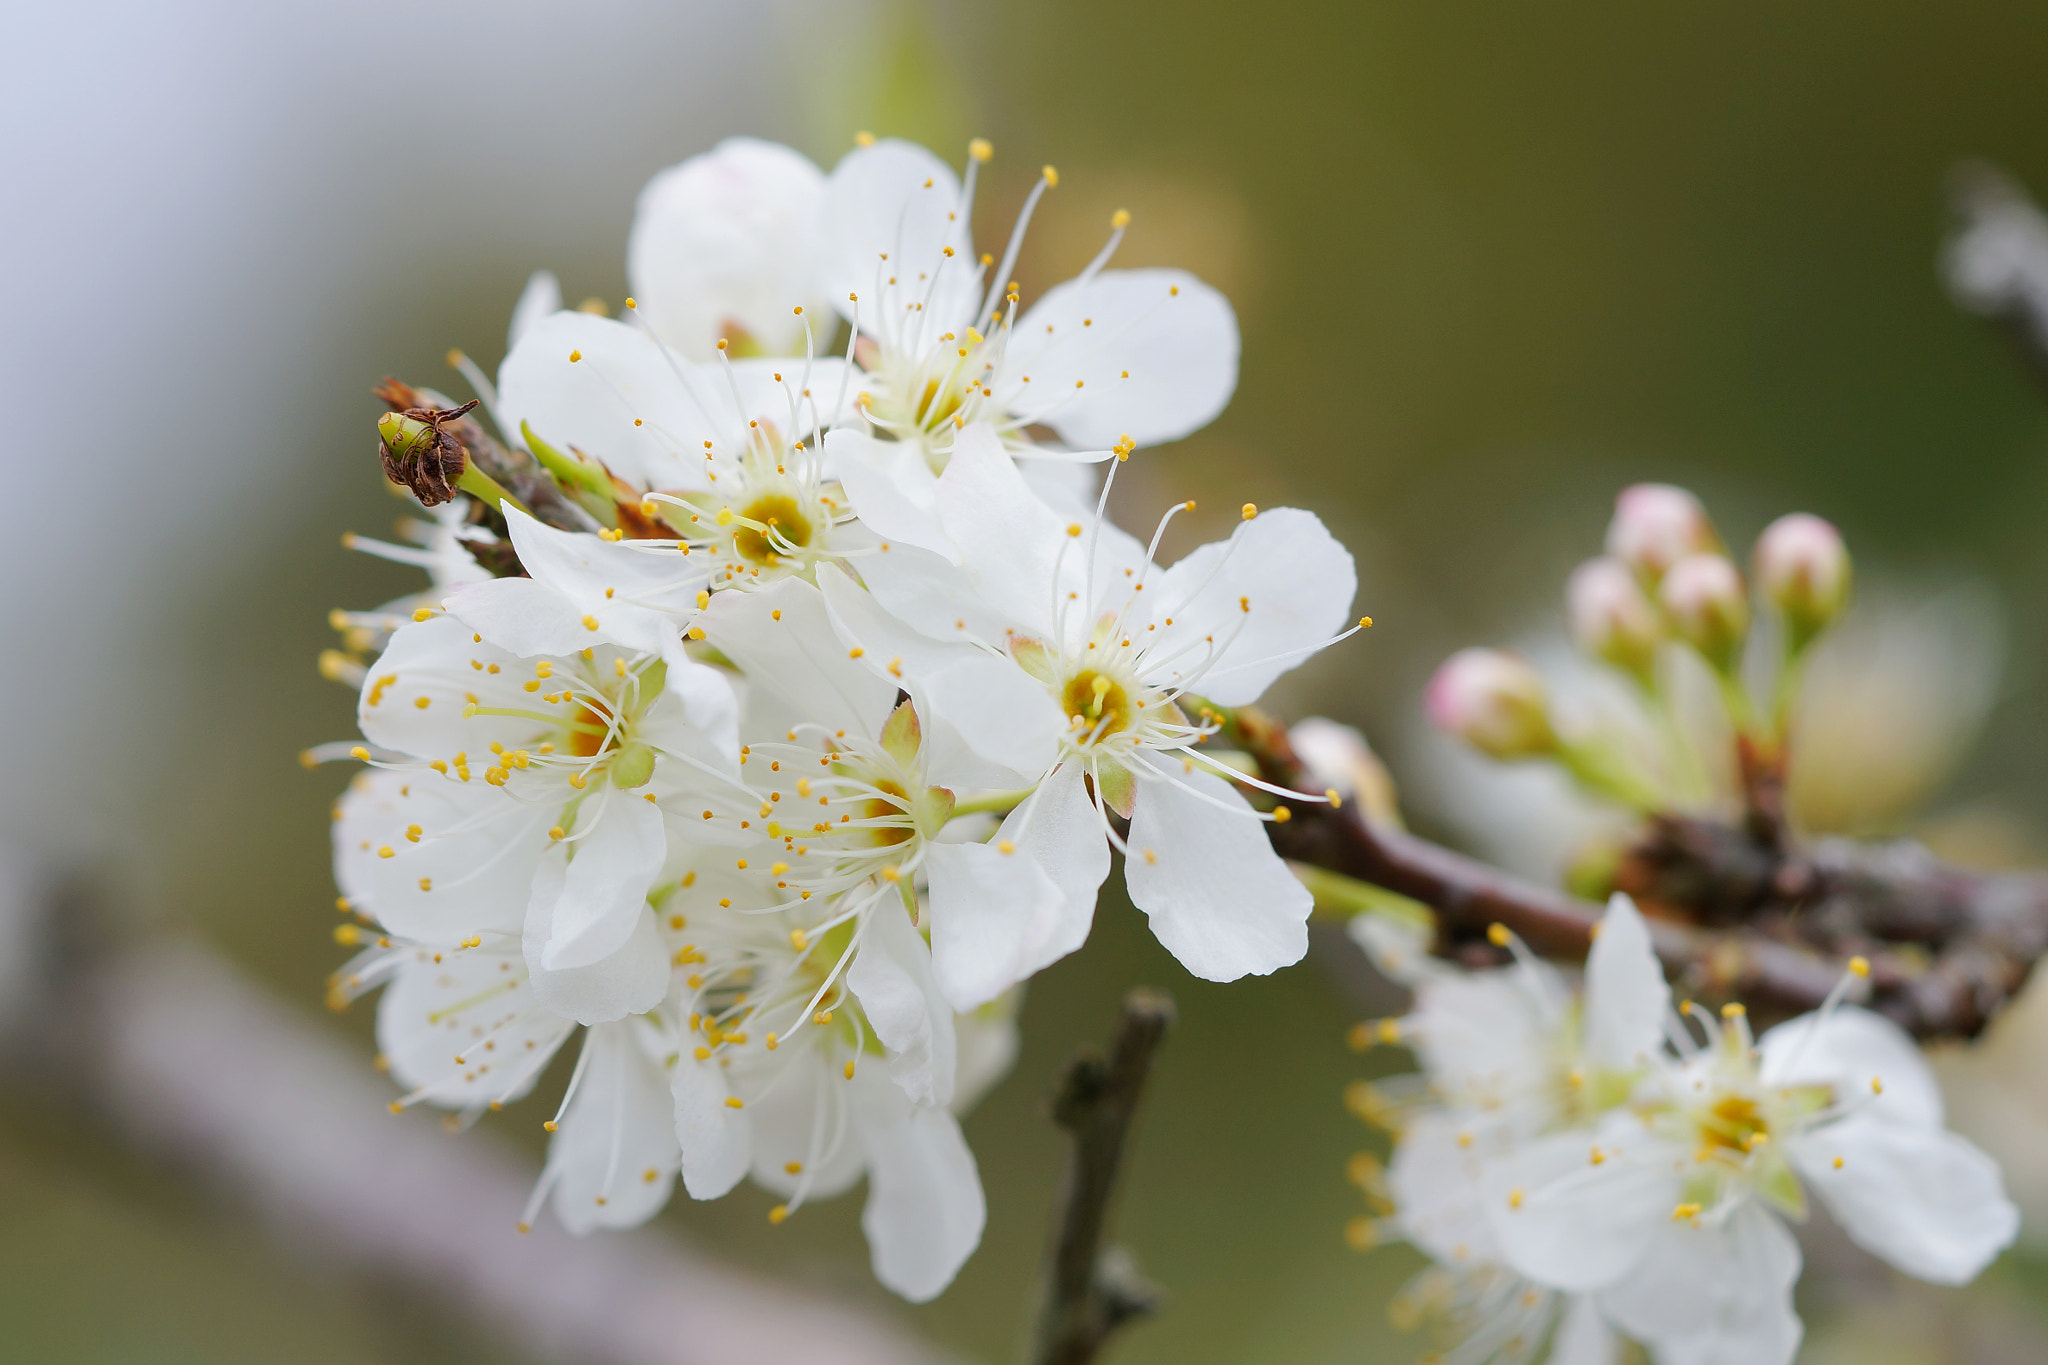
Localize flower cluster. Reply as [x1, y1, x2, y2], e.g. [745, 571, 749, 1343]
[1347, 896, 2018, 1364]
[313, 134, 1361, 1299]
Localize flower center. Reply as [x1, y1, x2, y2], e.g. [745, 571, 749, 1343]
[1061, 668, 1134, 742]
[732, 491, 814, 564]
[1695, 1091, 1768, 1157]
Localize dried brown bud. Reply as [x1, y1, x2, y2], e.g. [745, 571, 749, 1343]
[373, 385, 478, 506]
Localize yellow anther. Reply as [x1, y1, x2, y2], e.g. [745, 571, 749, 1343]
[1344, 1217, 1378, 1251]
[855, 130, 875, 147]
[696, 589, 710, 610]
[725, 1096, 744, 1109]
[568, 349, 582, 362]
[1272, 805, 1292, 823]
[1360, 616, 1374, 628]
[1066, 522, 1083, 537]
[405, 824, 422, 842]
[843, 1060, 856, 1080]
[768, 1205, 789, 1225]
[543, 1120, 558, 1132]
[412, 607, 432, 622]
[376, 845, 395, 859]
[1849, 955, 1870, 978]
[1507, 1188, 1524, 1210]
[784, 1160, 803, 1176]
[814, 1010, 833, 1025]
[460, 935, 481, 949]
[581, 615, 600, 631]
[1111, 208, 1131, 228]
[1871, 1076, 1884, 1095]
[1590, 1146, 1605, 1165]
[350, 745, 370, 761]
[1241, 503, 1258, 520]
[881, 866, 902, 882]
[1041, 164, 1058, 186]
[789, 928, 808, 950]
[1833, 1155, 1845, 1169]
[418, 877, 432, 891]
[1672, 1202, 1702, 1221]
[334, 924, 361, 946]
[688, 626, 706, 640]
[998, 840, 1016, 855]
[624, 297, 636, 309]
[1486, 922, 1511, 947]
[969, 137, 992, 161]
[1721, 1002, 1747, 1019]
[547, 826, 564, 841]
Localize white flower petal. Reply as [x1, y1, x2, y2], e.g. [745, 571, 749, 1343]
[1792, 1118, 2017, 1284]
[701, 574, 896, 742]
[923, 837, 1067, 1014]
[1581, 892, 1670, 1074]
[498, 503, 709, 627]
[1758, 1005, 1944, 1128]
[547, 1022, 681, 1234]
[534, 795, 666, 971]
[496, 311, 712, 491]
[375, 946, 572, 1110]
[356, 616, 541, 757]
[821, 138, 979, 332]
[671, 1050, 752, 1200]
[627, 138, 827, 361]
[828, 427, 954, 559]
[817, 561, 1064, 784]
[522, 879, 668, 1026]
[1406, 969, 1556, 1118]
[848, 898, 958, 1108]
[333, 768, 541, 941]
[989, 762, 1110, 975]
[1123, 754, 1310, 981]
[740, 1053, 867, 1201]
[952, 992, 1022, 1115]
[1141, 507, 1356, 706]
[1599, 1202, 1802, 1365]
[854, 1079, 986, 1303]
[1005, 268, 1238, 449]
[1484, 1127, 1683, 1294]
[1386, 1110, 1502, 1263]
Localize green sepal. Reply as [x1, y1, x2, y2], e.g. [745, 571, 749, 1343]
[880, 698, 922, 769]
[1095, 756, 1137, 818]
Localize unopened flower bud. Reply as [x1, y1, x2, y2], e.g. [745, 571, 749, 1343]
[1658, 553, 1749, 672]
[1425, 649, 1555, 760]
[1606, 483, 1718, 582]
[1566, 557, 1663, 679]
[1754, 512, 1851, 647]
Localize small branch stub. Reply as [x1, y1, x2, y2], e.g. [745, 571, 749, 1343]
[1031, 988, 1175, 1365]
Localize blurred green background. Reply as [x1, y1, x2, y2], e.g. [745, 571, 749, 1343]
[12, 1, 2048, 1361]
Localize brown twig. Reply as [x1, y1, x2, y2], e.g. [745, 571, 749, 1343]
[1227, 706, 2048, 1040]
[1030, 988, 1175, 1365]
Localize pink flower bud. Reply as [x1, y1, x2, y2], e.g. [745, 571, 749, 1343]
[1658, 553, 1749, 671]
[1605, 484, 1718, 581]
[1566, 557, 1663, 678]
[1424, 648, 1555, 759]
[1753, 512, 1851, 643]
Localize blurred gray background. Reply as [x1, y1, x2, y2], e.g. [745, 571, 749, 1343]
[8, 1, 2048, 1361]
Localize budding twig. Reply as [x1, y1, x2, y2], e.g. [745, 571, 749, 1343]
[1229, 705, 2048, 1040]
[1031, 988, 1175, 1365]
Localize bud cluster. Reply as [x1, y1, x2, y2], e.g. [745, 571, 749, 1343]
[1427, 482, 1853, 814]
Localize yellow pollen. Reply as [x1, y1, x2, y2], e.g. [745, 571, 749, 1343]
[568, 349, 581, 362]
[1673, 1202, 1702, 1221]
[405, 824, 422, 842]
[624, 297, 636, 309]
[725, 1096, 744, 1109]
[1066, 523, 1083, 537]
[350, 745, 369, 761]
[1272, 805, 1291, 823]
[1849, 955, 1870, 978]
[1871, 1076, 1884, 1094]
[1486, 922, 1511, 947]
[969, 137, 992, 161]
[376, 845, 395, 859]
[768, 1205, 789, 1225]
[789, 929, 808, 950]
[1833, 1156, 1845, 1169]
[581, 615, 599, 631]
[1721, 1003, 1747, 1019]
[412, 607, 432, 622]
[1111, 208, 1131, 228]
[1041, 164, 1058, 186]
[1507, 1188, 1524, 1210]
[1241, 503, 1257, 520]
[543, 1120, 558, 1132]
[843, 1061, 856, 1080]
[998, 840, 1016, 855]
